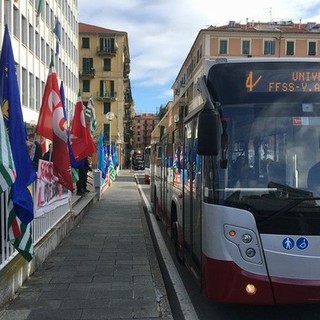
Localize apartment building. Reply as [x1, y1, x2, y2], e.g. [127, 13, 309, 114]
[172, 20, 320, 113]
[78, 22, 134, 167]
[0, 0, 79, 128]
[132, 113, 157, 151]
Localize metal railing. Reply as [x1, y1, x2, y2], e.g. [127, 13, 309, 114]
[0, 184, 71, 270]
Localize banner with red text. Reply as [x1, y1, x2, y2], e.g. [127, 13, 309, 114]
[35, 159, 69, 217]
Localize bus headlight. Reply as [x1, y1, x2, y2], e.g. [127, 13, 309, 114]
[245, 284, 257, 295]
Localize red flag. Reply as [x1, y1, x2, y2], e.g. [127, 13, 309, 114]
[36, 61, 73, 191]
[70, 93, 97, 160]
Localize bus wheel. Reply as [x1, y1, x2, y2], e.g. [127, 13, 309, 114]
[154, 193, 160, 221]
[172, 221, 183, 264]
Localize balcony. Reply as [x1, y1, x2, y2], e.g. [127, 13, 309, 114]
[96, 91, 117, 101]
[123, 60, 130, 78]
[97, 46, 117, 56]
[79, 68, 95, 78]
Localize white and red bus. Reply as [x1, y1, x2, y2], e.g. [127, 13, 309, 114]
[151, 58, 320, 304]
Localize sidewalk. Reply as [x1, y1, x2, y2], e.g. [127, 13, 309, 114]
[0, 170, 173, 320]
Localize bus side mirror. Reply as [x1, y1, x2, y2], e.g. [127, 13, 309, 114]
[197, 100, 220, 156]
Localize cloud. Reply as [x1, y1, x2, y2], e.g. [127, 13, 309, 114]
[79, 0, 320, 112]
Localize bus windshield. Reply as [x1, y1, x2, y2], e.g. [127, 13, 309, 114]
[210, 101, 320, 235]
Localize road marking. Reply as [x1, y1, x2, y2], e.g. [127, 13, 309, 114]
[136, 176, 199, 320]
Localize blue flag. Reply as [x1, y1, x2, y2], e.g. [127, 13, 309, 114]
[97, 131, 106, 179]
[53, 17, 61, 55]
[112, 143, 119, 167]
[0, 25, 37, 225]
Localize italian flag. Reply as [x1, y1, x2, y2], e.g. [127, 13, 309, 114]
[0, 104, 15, 193]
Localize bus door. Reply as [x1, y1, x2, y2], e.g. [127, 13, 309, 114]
[160, 140, 168, 221]
[183, 117, 202, 272]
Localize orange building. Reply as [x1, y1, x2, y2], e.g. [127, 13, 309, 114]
[132, 113, 158, 151]
[172, 20, 320, 110]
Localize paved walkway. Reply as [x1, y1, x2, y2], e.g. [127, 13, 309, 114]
[0, 170, 173, 320]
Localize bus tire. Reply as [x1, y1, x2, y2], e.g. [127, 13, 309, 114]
[154, 191, 161, 221]
[172, 221, 183, 264]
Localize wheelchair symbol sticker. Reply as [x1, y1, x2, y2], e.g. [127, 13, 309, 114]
[282, 237, 294, 250]
[296, 237, 308, 250]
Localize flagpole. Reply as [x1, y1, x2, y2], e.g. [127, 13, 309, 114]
[106, 111, 115, 149]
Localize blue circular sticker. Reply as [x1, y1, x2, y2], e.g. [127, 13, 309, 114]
[282, 237, 294, 250]
[296, 237, 308, 250]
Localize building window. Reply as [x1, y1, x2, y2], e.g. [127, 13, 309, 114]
[21, 15, 27, 46]
[219, 39, 228, 54]
[45, 2, 49, 24]
[82, 37, 89, 48]
[100, 80, 115, 98]
[82, 58, 93, 72]
[36, 77, 40, 112]
[35, 31, 40, 57]
[29, 72, 34, 110]
[29, 24, 34, 51]
[22, 67, 28, 106]
[41, 38, 45, 63]
[104, 58, 111, 71]
[308, 41, 317, 56]
[286, 41, 294, 55]
[83, 80, 90, 92]
[46, 43, 50, 66]
[13, 7, 20, 38]
[100, 38, 116, 53]
[242, 40, 250, 55]
[104, 124, 110, 142]
[264, 40, 275, 55]
[104, 102, 111, 114]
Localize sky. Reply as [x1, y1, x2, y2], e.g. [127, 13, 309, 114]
[78, 0, 320, 114]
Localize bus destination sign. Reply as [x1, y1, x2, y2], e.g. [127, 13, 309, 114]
[246, 70, 320, 93]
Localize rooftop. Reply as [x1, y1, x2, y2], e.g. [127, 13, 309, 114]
[206, 21, 320, 34]
[79, 22, 126, 35]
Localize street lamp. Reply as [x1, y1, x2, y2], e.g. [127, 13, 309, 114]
[106, 111, 115, 146]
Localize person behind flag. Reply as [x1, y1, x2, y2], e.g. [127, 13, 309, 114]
[76, 157, 92, 195]
[27, 133, 42, 170]
[43, 143, 53, 161]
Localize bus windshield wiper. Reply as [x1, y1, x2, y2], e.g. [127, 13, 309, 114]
[258, 197, 320, 227]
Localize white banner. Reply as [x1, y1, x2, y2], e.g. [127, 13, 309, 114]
[35, 159, 70, 217]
